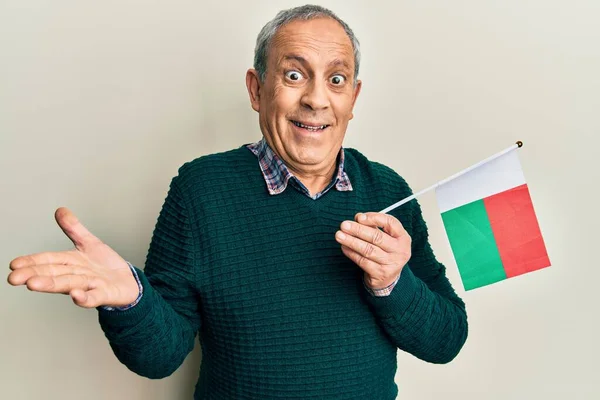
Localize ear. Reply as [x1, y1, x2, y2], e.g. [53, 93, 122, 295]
[246, 69, 262, 112]
[349, 79, 362, 120]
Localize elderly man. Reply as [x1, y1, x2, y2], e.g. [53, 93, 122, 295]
[8, 4, 468, 399]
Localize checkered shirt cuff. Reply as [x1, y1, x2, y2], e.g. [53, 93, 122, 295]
[363, 273, 401, 297]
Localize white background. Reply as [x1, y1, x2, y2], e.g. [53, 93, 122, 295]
[1, 1, 598, 399]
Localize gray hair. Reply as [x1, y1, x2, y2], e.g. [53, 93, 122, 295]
[253, 4, 361, 85]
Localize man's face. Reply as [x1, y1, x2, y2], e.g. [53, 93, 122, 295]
[247, 17, 362, 174]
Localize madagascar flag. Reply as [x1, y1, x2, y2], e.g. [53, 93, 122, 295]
[435, 149, 550, 291]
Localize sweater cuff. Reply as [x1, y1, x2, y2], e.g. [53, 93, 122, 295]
[97, 266, 154, 328]
[362, 265, 422, 319]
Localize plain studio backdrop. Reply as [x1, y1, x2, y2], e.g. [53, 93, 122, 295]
[1, 1, 598, 399]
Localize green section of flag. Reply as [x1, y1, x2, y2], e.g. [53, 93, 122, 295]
[441, 199, 506, 290]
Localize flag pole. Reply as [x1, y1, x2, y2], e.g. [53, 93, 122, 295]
[379, 141, 523, 214]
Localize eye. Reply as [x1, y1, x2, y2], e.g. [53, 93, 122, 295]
[330, 75, 346, 85]
[285, 70, 304, 81]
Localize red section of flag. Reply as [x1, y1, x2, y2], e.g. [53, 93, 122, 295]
[483, 184, 550, 278]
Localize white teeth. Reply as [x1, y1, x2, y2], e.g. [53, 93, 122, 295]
[293, 121, 328, 130]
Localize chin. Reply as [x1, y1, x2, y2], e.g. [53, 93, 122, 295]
[289, 147, 330, 166]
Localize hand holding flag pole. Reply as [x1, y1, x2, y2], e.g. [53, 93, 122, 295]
[378, 140, 550, 290]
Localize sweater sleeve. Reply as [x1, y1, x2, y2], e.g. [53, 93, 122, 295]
[96, 176, 201, 379]
[362, 196, 468, 364]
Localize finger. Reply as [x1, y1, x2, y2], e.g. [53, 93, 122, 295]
[339, 220, 397, 252]
[340, 245, 379, 276]
[71, 288, 106, 309]
[10, 250, 79, 270]
[7, 264, 88, 286]
[355, 212, 407, 239]
[25, 274, 94, 294]
[335, 229, 385, 263]
[55, 207, 101, 250]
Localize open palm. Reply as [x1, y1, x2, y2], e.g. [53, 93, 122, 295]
[7, 207, 139, 308]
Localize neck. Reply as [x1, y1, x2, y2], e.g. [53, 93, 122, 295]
[287, 161, 338, 197]
[259, 135, 341, 197]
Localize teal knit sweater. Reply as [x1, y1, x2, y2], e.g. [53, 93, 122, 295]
[98, 145, 468, 399]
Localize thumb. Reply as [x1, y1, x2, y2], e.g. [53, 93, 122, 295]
[55, 207, 100, 250]
[70, 288, 103, 308]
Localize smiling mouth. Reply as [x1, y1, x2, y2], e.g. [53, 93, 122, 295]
[291, 120, 330, 132]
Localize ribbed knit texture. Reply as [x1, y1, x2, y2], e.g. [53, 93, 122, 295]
[98, 145, 468, 400]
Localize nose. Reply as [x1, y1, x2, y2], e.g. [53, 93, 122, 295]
[300, 80, 330, 111]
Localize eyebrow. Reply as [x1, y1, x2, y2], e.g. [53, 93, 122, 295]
[327, 59, 352, 71]
[282, 54, 308, 65]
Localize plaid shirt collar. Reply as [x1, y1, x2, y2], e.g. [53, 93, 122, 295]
[247, 137, 353, 199]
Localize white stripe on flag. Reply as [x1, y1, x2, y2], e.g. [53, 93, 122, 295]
[435, 149, 526, 213]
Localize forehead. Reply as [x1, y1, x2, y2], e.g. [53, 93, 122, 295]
[268, 18, 354, 68]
